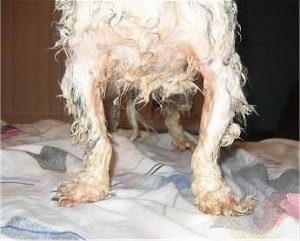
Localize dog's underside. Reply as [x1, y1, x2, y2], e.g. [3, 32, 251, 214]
[54, 0, 255, 215]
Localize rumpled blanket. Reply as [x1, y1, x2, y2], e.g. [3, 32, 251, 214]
[1, 119, 299, 240]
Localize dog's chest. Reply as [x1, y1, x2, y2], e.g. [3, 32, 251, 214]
[104, 41, 197, 100]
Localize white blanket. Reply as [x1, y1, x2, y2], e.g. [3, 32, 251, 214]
[1, 119, 299, 240]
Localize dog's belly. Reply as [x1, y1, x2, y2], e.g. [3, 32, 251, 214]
[69, 1, 205, 102]
[73, 1, 201, 102]
[100, 34, 198, 100]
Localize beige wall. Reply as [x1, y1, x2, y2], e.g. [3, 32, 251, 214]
[1, 0, 68, 123]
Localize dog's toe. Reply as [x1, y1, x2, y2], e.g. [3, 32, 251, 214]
[172, 139, 196, 151]
[233, 195, 256, 215]
[194, 188, 256, 216]
[53, 180, 109, 207]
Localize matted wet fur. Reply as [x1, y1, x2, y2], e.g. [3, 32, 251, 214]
[54, 0, 255, 215]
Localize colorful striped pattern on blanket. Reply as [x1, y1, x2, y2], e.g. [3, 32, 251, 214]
[1, 120, 299, 239]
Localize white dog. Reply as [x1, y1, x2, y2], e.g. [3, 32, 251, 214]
[54, 0, 254, 215]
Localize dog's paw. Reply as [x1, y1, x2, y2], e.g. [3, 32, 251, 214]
[172, 138, 196, 151]
[53, 180, 109, 207]
[193, 188, 255, 216]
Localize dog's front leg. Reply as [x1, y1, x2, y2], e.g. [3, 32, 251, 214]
[55, 40, 112, 207]
[191, 62, 254, 215]
[57, 88, 112, 207]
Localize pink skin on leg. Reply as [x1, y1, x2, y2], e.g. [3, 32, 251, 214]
[191, 62, 255, 216]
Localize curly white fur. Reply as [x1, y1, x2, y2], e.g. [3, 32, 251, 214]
[54, 0, 254, 215]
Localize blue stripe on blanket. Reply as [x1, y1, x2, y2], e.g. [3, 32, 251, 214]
[0, 181, 34, 186]
[161, 174, 191, 191]
[0, 176, 38, 186]
[0, 216, 85, 240]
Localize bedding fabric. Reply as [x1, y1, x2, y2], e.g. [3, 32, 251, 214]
[0, 119, 299, 240]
